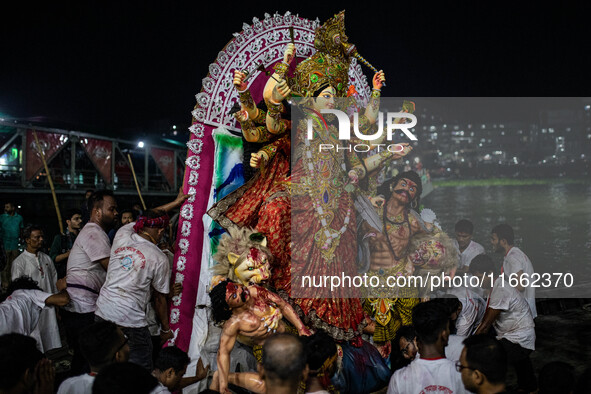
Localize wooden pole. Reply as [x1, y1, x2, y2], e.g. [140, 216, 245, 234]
[32, 130, 64, 234]
[127, 153, 147, 210]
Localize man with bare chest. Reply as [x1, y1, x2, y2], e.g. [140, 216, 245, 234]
[359, 171, 425, 345]
[209, 279, 311, 394]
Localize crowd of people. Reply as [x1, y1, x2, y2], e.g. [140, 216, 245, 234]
[1, 191, 589, 393]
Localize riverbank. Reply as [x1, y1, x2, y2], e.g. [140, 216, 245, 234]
[432, 177, 590, 187]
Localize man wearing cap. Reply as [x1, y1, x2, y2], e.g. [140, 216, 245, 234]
[95, 190, 188, 370]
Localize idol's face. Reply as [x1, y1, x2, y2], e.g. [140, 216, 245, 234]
[225, 282, 249, 308]
[313, 86, 336, 111]
[392, 178, 418, 205]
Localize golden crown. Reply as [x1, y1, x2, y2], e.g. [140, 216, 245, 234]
[289, 11, 355, 98]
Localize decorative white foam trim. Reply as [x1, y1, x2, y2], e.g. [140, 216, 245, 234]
[181, 204, 194, 220]
[186, 155, 201, 170]
[177, 256, 187, 272]
[178, 238, 189, 254]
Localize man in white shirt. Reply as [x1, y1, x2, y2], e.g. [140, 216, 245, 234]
[491, 223, 537, 319]
[471, 254, 537, 393]
[454, 219, 485, 272]
[387, 301, 466, 394]
[445, 287, 486, 337]
[57, 321, 129, 394]
[0, 275, 70, 339]
[95, 190, 188, 369]
[63, 190, 118, 374]
[11, 225, 61, 351]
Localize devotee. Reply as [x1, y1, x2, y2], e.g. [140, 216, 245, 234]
[446, 283, 486, 336]
[0, 276, 70, 339]
[94, 190, 188, 370]
[0, 334, 54, 394]
[209, 278, 310, 393]
[459, 335, 508, 394]
[57, 321, 130, 394]
[387, 301, 466, 394]
[301, 333, 337, 394]
[454, 219, 485, 272]
[92, 362, 158, 394]
[394, 325, 418, 363]
[49, 209, 82, 279]
[1, 201, 23, 290]
[63, 190, 118, 374]
[259, 333, 307, 394]
[433, 297, 467, 362]
[151, 346, 208, 394]
[108, 208, 136, 243]
[11, 225, 61, 352]
[491, 223, 537, 318]
[471, 254, 537, 393]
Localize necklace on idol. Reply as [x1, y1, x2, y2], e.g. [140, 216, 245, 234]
[302, 110, 352, 253]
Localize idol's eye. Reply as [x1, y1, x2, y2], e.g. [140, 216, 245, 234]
[409, 187, 415, 192]
[248, 267, 254, 271]
[232, 294, 237, 299]
[401, 181, 407, 187]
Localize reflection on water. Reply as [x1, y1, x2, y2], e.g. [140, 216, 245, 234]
[423, 183, 591, 293]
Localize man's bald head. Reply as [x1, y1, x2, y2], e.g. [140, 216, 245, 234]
[261, 333, 306, 385]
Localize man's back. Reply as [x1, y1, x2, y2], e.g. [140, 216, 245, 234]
[0, 289, 49, 336]
[57, 373, 95, 394]
[65, 222, 110, 313]
[95, 223, 170, 327]
[387, 358, 466, 394]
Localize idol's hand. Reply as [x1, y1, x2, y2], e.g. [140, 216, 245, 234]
[370, 196, 385, 208]
[393, 143, 412, 158]
[283, 43, 296, 64]
[372, 70, 386, 90]
[233, 70, 248, 91]
[250, 152, 269, 168]
[348, 170, 359, 185]
[271, 78, 291, 104]
[233, 109, 249, 122]
[298, 326, 313, 336]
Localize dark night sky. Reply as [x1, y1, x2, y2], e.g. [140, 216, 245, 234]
[1, 2, 589, 136]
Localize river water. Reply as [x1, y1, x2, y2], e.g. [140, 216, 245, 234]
[422, 183, 591, 297]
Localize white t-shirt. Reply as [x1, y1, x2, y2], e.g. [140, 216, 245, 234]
[65, 222, 111, 313]
[387, 357, 467, 394]
[0, 289, 50, 336]
[503, 247, 537, 319]
[454, 239, 485, 268]
[11, 250, 62, 352]
[447, 286, 486, 336]
[446, 335, 466, 362]
[57, 373, 95, 394]
[95, 223, 170, 328]
[488, 277, 536, 350]
[150, 382, 171, 394]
